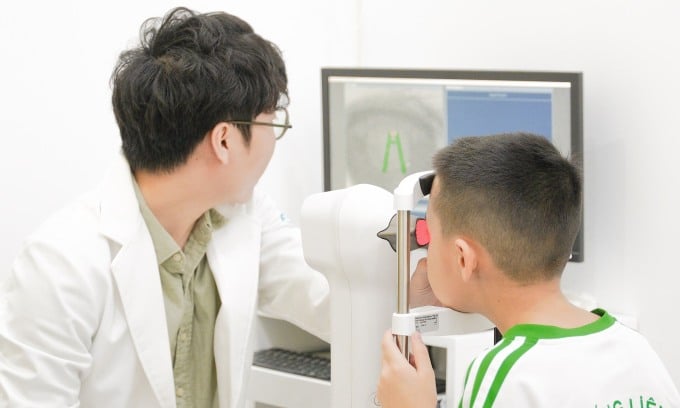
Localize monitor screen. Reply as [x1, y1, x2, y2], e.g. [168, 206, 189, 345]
[321, 68, 583, 261]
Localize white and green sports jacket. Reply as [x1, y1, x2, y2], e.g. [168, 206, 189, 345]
[458, 309, 680, 407]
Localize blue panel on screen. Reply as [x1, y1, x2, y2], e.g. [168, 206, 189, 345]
[447, 90, 552, 143]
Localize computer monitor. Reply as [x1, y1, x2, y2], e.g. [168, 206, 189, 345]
[321, 68, 583, 262]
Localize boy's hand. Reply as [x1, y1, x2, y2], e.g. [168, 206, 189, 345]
[377, 330, 437, 408]
[409, 258, 442, 308]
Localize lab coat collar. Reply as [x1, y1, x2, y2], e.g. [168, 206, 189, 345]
[99, 153, 176, 407]
[208, 211, 260, 408]
[98, 152, 143, 246]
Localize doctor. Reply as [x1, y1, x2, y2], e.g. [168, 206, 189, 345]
[0, 7, 328, 408]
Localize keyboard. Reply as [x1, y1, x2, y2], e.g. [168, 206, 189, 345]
[253, 348, 331, 381]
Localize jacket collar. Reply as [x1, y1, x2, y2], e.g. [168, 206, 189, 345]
[98, 152, 144, 246]
[208, 211, 260, 408]
[99, 153, 176, 407]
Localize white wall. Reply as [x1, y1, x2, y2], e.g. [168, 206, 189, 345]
[2, 0, 679, 387]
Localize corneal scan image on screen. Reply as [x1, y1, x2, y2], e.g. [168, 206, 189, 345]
[330, 83, 445, 190]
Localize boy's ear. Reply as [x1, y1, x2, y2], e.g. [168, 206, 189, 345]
[210, 122, 230, 164]
[453, 237, 478, 282]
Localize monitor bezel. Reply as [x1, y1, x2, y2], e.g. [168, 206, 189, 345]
[321, 68, 583, 262]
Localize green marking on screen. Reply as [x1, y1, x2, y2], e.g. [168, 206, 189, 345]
[382, 131, 407, 174]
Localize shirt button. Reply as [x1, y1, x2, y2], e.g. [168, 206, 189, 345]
[172, 253, 182, 262]
[176, 387, 184, 397]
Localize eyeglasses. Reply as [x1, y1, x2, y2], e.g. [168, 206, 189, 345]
[228, 108, 292, 140]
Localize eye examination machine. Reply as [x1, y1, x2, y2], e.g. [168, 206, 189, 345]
[247, 68, 584, 407]
[301, 171, 496, 407]
[248, 172, 496, 407]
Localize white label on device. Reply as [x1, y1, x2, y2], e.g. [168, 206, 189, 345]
[415, 313, 439, 333]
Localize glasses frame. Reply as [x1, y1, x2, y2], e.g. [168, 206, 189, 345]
[228, 108, 292, 140]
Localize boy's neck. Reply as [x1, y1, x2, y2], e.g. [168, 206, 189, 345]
[484, 277, 598, 334]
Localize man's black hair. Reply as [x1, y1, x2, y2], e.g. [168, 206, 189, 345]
[111, 7, 288, 172]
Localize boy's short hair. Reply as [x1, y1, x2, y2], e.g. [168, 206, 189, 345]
[432, 133, 582, 282]
[111, 7, 288, 172]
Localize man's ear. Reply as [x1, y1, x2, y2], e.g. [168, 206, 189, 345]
[210, 122, 230, 164]
[453, 237, 478, 282]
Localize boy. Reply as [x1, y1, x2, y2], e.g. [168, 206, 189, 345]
[0, 7, 328, 407]
[378, 133, 679, 407]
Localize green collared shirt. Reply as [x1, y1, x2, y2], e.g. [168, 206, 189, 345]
[133, 180, 224, 407]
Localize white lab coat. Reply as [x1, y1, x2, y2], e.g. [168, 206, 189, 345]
[0, 154, 330, 407]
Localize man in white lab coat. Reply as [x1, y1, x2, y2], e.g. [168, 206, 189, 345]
[0, 7, 329, 407]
